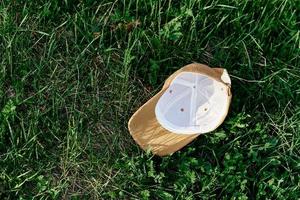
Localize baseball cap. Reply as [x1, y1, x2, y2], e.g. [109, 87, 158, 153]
[128, 63, 232, 156]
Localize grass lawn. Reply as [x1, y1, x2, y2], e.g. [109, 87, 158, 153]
[0, 0, 299, 199]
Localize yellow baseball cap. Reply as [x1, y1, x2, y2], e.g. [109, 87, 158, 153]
[128, 63, 232, 156]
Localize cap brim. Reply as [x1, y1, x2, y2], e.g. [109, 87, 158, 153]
[128, 87, 199, 156]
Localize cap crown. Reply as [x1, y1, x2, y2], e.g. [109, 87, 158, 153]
[155, 71, 230, 134]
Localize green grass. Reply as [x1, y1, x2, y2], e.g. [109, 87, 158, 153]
[0, 0, 299, 199]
